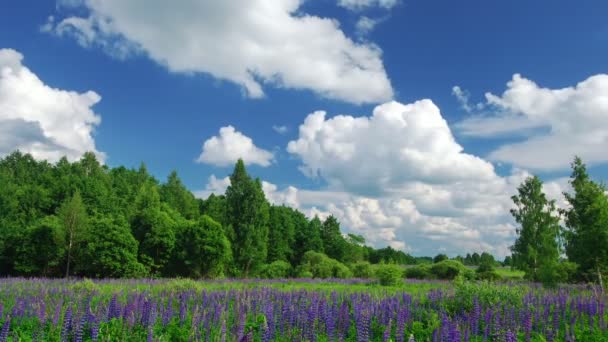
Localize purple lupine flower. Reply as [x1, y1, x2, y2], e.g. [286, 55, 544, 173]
[74, 314, 86, 342]
[90, 323, 99, 342]
[61, 307, 73, 342]
[220, 319, 227, 342]
[53, 301, 62, 326]
[505, 329, 517, 342]
[0, 317, 10, 342]
[523, 310, 532, 342]
[383, 319, 392, 342]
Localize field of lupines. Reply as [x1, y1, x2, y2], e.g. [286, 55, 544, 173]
[0, 278, 606, 341]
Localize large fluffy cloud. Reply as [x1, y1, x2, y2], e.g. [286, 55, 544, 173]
[457, 74, 608, 170]
[45, 0, 393, 104]
[281, 99, 572, 257]
[287, 100, 496, 195]
[0, 48, 104, 162]
[196, 126, 273, 167]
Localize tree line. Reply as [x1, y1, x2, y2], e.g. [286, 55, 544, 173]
[0, 151, 424, 279]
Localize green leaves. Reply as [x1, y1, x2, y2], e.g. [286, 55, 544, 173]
[562, 157, 608, 287]
[510, 176, 561, 286]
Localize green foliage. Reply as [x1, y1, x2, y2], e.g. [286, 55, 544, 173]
[321, 215, 347, 261]
[562, 157, 608, 287]
[225, 159, 270, 276]
[351, 261, 374, 278]
[267, 206, 296, 263]
[404, 265, 433, 279]
[510, 175, 562, 287]
[430, 260, 475, 280]
[368, 246, 416, 264]
[78, 215, 147, 278]
[374, 264, 404, 286]
[172, 215, 231, 278]
[476, 258, 500, 281]
[58, 191, 88, 278]
[160, 171, 199, 220]
[433, 254, 448, 263]
[260, 260, 292, 278]
[297, 251, 351, 279]
[14, 215, 64, 276]
[450, 281, 525, 313]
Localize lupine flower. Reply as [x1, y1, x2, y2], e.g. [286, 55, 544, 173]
[0, 317, 10, 342]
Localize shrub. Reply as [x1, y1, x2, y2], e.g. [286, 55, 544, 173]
[450, 281, 525, 313]
[430, 260, 474, 280]
[297, 251, 351, 279]
[333, 263, 353, 279]
[375, 264, 404, 286]
[351, 261, 374, 278]
[71, 279, 100, 294]
[260, 260, 292, 278]
[476, 270, 501, 281]
[404, 264, 433, 279]
[298, 270, 314, 278]
[476, 260, 501, 281]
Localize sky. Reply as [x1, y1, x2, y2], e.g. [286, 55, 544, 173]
[1, 0, 607, 258]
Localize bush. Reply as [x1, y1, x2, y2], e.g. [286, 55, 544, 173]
[450, 281, 525, 313]
[260, 260, 292, 278]
[476, 260, 500, 281]
[556, 261, 578, 283]
[430, 260, 474, 280]
[333, 263, 353, 279]
[351, 261, 374, 278]
[298, 270, 314, 278]
[476, 270, 501, 281]
[375, 264, 404, 286]
[297, 251, 351, 279]
[404, 264, 433, 279]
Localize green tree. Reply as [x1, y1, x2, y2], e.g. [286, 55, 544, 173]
[510, 176, 561, 285]
[78, 216, 146, 278]
[172, 215, 231, 278]
[160, 171, 199, 220]
[267, 206, 296, 263]
[200, 193, 227, 228]
[562, 157, 608, 288]
[471, 252, 481, 265]
[433, 254, 449, 263]
[480, 252, 496, 266]
[225, 159, 270, 276]
[321, 215, 347, 262]
[14, 216, 64, 276]
[58, 191, 88, 278]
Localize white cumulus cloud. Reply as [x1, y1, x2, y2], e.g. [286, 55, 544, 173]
[0, 48, 104, 162]
[287, 100, 496, 195]
[457, 73, 608, 170]
[197, 126, 274, 167]
[45, 0, 393, 104]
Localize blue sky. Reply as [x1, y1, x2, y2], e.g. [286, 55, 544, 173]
[1, 0, 607, 257]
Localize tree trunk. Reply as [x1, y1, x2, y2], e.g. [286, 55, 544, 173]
[65, 231, 73, 279]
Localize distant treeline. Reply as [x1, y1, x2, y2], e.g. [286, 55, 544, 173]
[0, 151, 446, 279]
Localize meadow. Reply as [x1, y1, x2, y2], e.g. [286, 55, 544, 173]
[0, 277, 606, 341]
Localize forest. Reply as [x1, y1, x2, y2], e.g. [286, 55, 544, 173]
[0, 151, 426, 279]
[1, 151, 607, 289]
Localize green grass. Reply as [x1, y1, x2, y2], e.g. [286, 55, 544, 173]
[494, 267, 525, 279]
